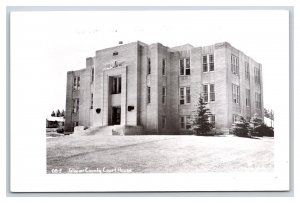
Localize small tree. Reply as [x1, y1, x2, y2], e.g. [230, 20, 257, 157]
[51, 111, 55, 117]
[232, 115, 250, 137]
[56, 109, 61, 117]
[61, 109, 65, 117]
[249, 114, 264, 137]
[191, 96, 213, 136]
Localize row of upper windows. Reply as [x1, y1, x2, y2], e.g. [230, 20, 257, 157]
[146, 55, 260, 83]
[146, 55, 214, 76]
[231, 55, 261, 85]
[88, 55, 260, 84]
[232, 84, 261, 109]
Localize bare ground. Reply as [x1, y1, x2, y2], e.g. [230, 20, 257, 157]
[47, 134, 273, 173]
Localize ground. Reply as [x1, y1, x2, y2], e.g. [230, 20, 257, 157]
[47, 134, 274, 174]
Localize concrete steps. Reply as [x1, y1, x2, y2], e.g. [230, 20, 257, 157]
[85, 126, 117, 136]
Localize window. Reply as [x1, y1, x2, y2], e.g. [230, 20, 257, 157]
[203, 84, 215, 102]
[162, 116, 167, 129]
[180, 59, 184, 75]
[232, 84, 240, 104]
[111, 76, 121, 94]
[147, 86, 151, 104]
[255, 92, 261, 109]
[210, 114, 215, 126]
[180, 116, 191, 129]
[73, 76, 80, 90]
[77, 77, 80, 89]
[210, 84, 215, 102]
[91, 68, 94, 83]
[231, 55, 239, 75]
[203, 54, 214, 72]
[203, 55, 208, 72]
[179, 87, 190, 105]
[180, 116, 185, 129]
[232, 114, 239, 123]
[73, 98, 79, 113]
[255, 67, 261, 85]
[186, 116, 191, 129]
[147, 58, 151, 74]
[203, 84, 208, 102]
[180, 87, 185, 105]
[179, 58, 190, 75]
[186, 87, 191, 103]
[162, 59, 166, 76]
[90, 93, 93, 109]
[185, 58, 190, 75]
[162, 86, 166, 104]
[73, 77, 76, 90]
[113, 51, 118, 56]
[246, 89, 250, 107]
[245, 62, 250, 80]
[209, 54, 214, 71]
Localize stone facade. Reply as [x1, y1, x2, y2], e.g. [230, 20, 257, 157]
[65, 41, 264, 134]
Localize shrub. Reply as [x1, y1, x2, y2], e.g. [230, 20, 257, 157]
[56, 127, 64, 134]
[249, 116, 263, 137]
[253, 124, 274, 137]
[232, 116, 250, 137]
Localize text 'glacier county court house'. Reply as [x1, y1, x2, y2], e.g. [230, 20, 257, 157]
[65, 41, 263, 135]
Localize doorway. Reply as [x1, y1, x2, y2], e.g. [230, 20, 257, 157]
[111, 106, 121, 125]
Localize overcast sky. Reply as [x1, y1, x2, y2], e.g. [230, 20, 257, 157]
[11, 10, 289, 117]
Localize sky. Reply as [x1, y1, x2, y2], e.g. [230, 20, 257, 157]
[10, 10, 289, 117]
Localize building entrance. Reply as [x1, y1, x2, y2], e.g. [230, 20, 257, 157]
[111, 106, 121, 125]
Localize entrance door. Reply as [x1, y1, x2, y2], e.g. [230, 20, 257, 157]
[111, 106, 121, 125]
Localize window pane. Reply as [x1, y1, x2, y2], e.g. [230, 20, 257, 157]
[210, 84, 215, 102]
[162, 59, 166, 75]
[180, 87, 185, 104]
[186, 87, 191, 103]
[185, 68, 190, 75]
[203, 55, 208, 72]
[180, 59, 184, 68]
[203, 55, 207, 64]
[209, 54, 214, 62]
[185, 58, 190, 68]
[186, 116, 191, 129]
[147, 87, 151, 103]
[180, 117, 185, 128]
[209, 63, 214, 71]
[118, 77, 122, 93]
[148, 58, 151, 74]
[203, 64, 208, 72]
[203, 85, 208, 102]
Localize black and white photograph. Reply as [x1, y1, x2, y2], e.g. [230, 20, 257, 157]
[9, 8, 290, 192]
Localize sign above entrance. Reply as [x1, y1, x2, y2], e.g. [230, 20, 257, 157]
[105, 61, 125, 70]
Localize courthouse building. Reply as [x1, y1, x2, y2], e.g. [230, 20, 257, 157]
[64, 41, 263, 134]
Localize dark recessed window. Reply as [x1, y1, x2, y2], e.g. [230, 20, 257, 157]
[147, 86, 151, 104]
[179, 58, 190, 76]
[110, 76, 122, 94]
[147, 58, 151, 74]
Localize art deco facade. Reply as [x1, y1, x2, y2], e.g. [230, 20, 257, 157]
[64, 41, 263, 134]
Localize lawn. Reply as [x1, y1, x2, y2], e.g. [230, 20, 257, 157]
[47, 134, 273, 173]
